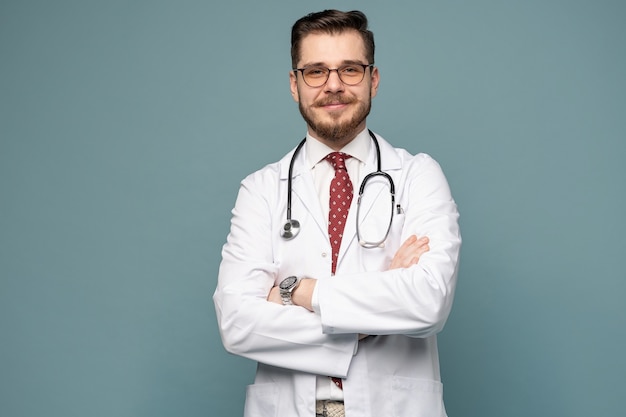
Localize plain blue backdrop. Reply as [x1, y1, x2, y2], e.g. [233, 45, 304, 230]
[1, 1, 624, 416]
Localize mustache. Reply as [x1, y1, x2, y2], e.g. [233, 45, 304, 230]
[314, 94, 356, 107]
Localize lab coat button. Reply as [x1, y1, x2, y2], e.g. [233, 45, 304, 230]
[321, 252, 327, 258]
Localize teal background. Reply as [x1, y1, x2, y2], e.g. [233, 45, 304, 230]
[1, 1, 624, 416]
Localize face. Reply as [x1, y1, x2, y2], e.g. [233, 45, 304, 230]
[290, 31, 379, 149]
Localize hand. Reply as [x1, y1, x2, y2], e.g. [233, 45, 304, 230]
[292, 278, 316, 311]
[389, 235, 429, 270]
[267, 285, 282, 305]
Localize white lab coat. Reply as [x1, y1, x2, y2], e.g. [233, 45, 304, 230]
[214, 132, 461, 417]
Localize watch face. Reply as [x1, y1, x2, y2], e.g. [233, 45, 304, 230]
[279, 276, 298, 290]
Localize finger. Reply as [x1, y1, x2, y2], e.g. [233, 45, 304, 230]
[412, 237, 429, 250]
[389, 235, 430, 269]
[406, 235, 427, 247]
[404, 244, 430, 267]
[399, 235, 417, 251]
[416, 244, 430, 258]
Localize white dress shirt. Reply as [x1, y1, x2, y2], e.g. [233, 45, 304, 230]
[305, 128, 371, 401]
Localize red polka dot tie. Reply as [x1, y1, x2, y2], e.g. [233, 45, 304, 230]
[326, 152, 353, 275]
[326, 152, 352, 391]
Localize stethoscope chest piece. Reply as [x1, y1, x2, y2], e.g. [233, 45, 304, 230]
[281, 219, 300, 240]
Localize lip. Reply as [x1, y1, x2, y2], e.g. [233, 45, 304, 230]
[318, 102, 349, 111]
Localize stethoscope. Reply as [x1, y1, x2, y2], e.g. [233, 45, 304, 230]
[281, 129, 396, 248]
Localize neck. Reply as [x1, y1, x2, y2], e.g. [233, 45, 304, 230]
[307, 124, 365, 151]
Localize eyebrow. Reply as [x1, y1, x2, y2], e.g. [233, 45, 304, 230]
[297, 59, 369, 68]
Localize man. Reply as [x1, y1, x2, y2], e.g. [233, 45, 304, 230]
[214, 9, 461, 417]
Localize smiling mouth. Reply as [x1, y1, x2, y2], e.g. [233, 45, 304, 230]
[316, 100, 354, 111]
[322, 102, 347, 110]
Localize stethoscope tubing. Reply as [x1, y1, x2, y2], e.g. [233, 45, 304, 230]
[286, 138, 306, 224]
[282, 129, 395, 245]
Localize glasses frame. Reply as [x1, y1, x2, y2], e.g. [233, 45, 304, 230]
[293, 63, 374, 88]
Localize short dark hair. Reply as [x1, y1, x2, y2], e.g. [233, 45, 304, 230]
[291, 10, 375, 68]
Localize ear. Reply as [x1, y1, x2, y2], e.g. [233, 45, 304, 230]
[289, 71, 300, 102]
[370, 66, 380, 98]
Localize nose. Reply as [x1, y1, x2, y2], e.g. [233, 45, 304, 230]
[324, 69, 345, 93]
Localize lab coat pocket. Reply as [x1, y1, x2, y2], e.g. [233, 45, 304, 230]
[391, 377, 446, 417]
[244, 382, 278, 417]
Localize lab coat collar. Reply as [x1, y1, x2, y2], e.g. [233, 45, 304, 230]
[278, 129, 402, 179]
[305, 128, 371, 168]
[362, 131, 402, 174]
[279, 139, 306, 180]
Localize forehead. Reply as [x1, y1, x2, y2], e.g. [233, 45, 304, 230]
[297, 30, 367, 66]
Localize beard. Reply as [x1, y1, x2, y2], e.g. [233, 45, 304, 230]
[298, 93, 372, 144]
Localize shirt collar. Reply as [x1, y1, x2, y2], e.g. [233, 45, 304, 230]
[305, 128, 371, 169]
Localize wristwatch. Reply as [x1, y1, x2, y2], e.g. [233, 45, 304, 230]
[279, 276, 300, 305]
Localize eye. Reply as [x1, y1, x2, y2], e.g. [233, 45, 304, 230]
[340, 65, 362, 74]
[304, 67, 328, 78]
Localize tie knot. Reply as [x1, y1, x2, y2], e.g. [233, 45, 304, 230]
[325, 152, 351, 171]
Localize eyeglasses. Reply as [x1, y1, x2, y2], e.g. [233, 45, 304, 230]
[293, 63, 374, 88]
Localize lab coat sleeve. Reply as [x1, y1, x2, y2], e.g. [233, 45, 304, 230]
[213, 166, 357, 378]
[316, 153, 462, 338]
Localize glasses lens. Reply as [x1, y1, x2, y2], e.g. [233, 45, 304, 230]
[302, 66, 329, 87]
[338, 65, 366, 85]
